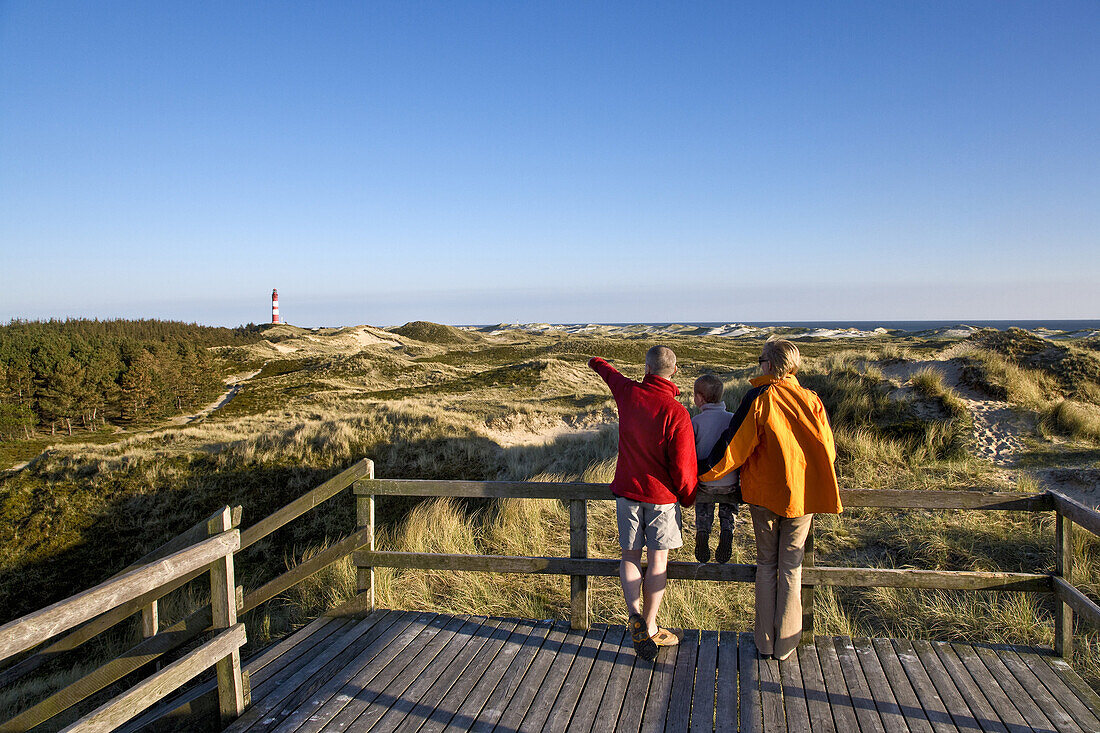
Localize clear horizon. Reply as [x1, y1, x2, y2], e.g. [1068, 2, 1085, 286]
[2, 2, 1098, 327]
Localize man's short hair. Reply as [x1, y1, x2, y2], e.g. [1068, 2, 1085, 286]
[761, 339, 801, 378]
[694, 374, 724, 404]
[645, 345, 677, 377]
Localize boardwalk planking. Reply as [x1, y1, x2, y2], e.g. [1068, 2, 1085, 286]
[834, 636, 886, 733]
[815, 637, 860, 733]
[777, 650, 810, 733]
[795, 644, 836, 733]
[446, 618, 552, 733]
[567, 625, 628, 733]
[714, 631, 738, 733]
[121, 611, 1100, 733]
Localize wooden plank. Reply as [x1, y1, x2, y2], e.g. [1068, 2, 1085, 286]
[480, 622, 569, 733]
[614, 638, 655, 733]
[714, 631, 738, 733]
[738, 633, 763, 733]
[357, 480, 1051, 511]
[570, 498, 589, 630]
[589, 620, 642, 730]
[354, 552, 1048, 591]
[241, 527, 371, 613]
[239, 458, 374, 551]
[417, 618, 520, 733]
[451, 619, 553, 733]
[851, 637, 909, 733]
[113, 615, 350, 733]
[0, 503, 242, 691]
[356, 487, 375, 613]
[663, 630, 699, 733]
[0, 530, 239, 662]
[366, 616, 493, 733]
[690, 630, 719, 733]
[209, 507, 246, 723]
[390, 617, 506, 733]
[816, 637, 859, 733]
[911, 639, 983, 731]
[286, 612, 435, 733]
[804, 567, 1049, 592]
[541, 624, 609, 732]
[971, 644, 1057, 732]
[1056, 513, 1075, 657]
[571, 626, 629, 733]
[758, 656, 784, 733]
[238, 618, 354, 711]
[833, 637, 885, 733]
[327, 614, 474, 733]
[870, 637, 933, 733]
[796, 643, 836, 733]
[949, 643, 1030, 733]
[928, 641, 1009, 733]
[271, 612, 427, 733]
[994, 645, 1085, 732]
[57, 623, 245, 733]
[1051, 489, 1100, 539]
[778, 647, 811, 733]
[517, 624, 588, 732]
[638, 639, 679, 733]
[1046, 654, 1100, 722]
[1011, 647, 1100, 732]
[891, 638, 959, 733]
[223, 611, 393, 732]
[1052, 576, 1100, 631]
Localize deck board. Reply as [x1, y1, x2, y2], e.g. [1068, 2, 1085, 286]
[128, 610, 1100, 733]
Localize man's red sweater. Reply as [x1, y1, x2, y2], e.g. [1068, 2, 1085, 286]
[589, 357, 697, 507]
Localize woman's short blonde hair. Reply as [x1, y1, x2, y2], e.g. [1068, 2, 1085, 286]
[761, 339, 801, 378]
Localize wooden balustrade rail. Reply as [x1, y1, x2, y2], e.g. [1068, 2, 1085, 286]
[0, 509, 247, 733]
[353, 478, 1100, 659]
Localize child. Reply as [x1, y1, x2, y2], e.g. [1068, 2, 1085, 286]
[691, 375, 740, 563]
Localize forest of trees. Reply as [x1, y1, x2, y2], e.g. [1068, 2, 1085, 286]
[0, 319, 264, 439]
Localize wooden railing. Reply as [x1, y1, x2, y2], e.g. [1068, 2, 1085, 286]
[352, 478, 1100, 659]
[0, 458, 376, 733]
[0, 507, 246, 732]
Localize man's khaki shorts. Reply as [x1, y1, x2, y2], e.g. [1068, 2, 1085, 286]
[616, 497, 683, 551]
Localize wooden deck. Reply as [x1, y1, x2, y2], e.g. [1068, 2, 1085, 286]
[153, 609, 1100, 733]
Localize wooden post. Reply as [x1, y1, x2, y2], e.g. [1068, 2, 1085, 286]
[356, 460, 377, 612]
[801, 517, 815, 645]
[140, 602, 158, 639]
[1055, 511, 1074, 658]
[207, 507, 247, 722]
[570, 499, 589, 630]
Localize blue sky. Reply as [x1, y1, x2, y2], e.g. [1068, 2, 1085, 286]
[1, 1, 1098, 327]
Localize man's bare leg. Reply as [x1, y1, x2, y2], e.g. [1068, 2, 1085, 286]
[643, 548, 669, 636]
[621, 549, 644, 617]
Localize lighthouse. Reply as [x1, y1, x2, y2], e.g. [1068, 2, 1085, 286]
[272, 289, 281, 324]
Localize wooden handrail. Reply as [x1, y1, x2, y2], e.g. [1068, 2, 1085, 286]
[354, 479, 1052, 511]
[0, 531, 239, 663]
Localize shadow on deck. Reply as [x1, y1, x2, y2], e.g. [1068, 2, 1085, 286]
[135, 609, 1100, 733]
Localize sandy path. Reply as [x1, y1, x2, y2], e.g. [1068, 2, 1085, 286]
[171, 367, 263, 425]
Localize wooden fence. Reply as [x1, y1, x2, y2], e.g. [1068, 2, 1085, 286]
[5, 456, 1100, 731]
[352, 478, 1100, 659]
[0, 508, 245, 732]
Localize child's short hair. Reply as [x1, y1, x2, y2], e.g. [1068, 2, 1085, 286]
[694, 374, 724, 404]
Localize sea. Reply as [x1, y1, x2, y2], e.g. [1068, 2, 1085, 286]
[628, 320, 1100, 333]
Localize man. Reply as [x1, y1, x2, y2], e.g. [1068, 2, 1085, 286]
[589, 345, 697, 660]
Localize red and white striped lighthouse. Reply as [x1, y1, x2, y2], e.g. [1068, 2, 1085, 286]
[271, 289, 281, 324]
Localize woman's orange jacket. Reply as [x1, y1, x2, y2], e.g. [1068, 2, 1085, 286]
[698, 374, 841, 518]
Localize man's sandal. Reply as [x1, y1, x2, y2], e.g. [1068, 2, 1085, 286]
[629, 614, 658, 661]
[651, 628, 682, 647]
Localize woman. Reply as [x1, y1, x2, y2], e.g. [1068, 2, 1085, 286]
[698, 339, 841, 660]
